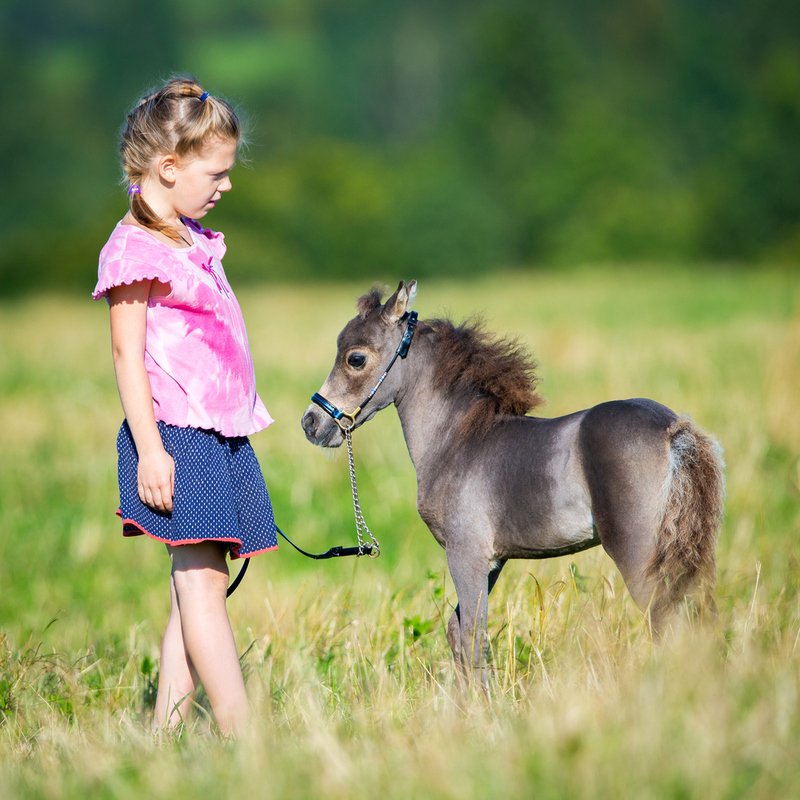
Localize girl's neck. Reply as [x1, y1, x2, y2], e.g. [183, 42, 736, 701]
[121, 212, 193, 250]
[139, 175, 180, 222]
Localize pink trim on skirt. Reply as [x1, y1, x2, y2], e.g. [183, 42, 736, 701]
[117, 510, 279, 559]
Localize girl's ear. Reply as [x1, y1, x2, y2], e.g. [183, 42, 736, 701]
[157, 153, 178, 183]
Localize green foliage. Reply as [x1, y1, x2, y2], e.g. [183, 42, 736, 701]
[2, 1, 800, 295]
[403, 615, 435, 642]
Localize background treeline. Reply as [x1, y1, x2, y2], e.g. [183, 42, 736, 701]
[1, 0, 798, 294]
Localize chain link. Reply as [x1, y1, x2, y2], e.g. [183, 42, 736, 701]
[344, 426, 381, 557]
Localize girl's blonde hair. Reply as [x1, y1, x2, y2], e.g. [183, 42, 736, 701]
[120, 76, 242, 241]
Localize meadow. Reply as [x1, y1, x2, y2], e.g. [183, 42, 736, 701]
[0, 265, 798, 798]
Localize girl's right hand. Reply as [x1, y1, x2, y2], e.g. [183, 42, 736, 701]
[137, 447, 175, 514]
[109, 279, 176, 515]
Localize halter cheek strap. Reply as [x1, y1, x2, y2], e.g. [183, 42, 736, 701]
[312, 311, 418, 430]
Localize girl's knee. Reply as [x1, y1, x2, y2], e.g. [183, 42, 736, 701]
[173, 565, 228, 602]
[170, 542, 230, 602]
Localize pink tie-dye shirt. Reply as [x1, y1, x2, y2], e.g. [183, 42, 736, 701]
[93, 219, 274, 437]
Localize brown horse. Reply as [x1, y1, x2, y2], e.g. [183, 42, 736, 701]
[302, 281, 725, 683]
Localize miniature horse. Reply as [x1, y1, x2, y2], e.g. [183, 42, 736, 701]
[302, 281, 725, 683]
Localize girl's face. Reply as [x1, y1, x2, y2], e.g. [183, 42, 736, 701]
[171, 137, 238, 220]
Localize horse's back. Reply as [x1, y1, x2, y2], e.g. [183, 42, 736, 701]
[580, 398, 678, 443]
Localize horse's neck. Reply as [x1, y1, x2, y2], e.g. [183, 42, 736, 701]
[394, 342, 464, 472]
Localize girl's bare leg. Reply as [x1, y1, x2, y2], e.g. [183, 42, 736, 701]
[167, 541, 250, 737]
[153, 571, 198, 732]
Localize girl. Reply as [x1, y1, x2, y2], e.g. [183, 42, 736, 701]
[93, 77, 277, 738]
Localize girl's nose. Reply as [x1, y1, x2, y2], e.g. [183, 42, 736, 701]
[219, 176, 232, 192]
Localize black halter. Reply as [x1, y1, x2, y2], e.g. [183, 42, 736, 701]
[311, 311, 418, 430]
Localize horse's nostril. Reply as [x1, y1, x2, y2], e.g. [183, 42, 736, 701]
[301, 410, 317, 438]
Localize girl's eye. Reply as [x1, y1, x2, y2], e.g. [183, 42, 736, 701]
[347, 353, 367, 369]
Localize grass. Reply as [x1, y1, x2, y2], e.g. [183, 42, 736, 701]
[0, 264, 799, 798]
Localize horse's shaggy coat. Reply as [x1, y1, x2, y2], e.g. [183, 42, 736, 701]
[303, 281, 724, 684]
[646, 417, 725, 619]
[423, 318, 545, 438]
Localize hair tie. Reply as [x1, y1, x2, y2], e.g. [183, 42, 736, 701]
[128, 184, 141, 196]
[199, 91, 209, 102]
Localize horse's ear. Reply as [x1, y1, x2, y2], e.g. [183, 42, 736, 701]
[383, 280, 417, 323]
[407, 280, 418, 310]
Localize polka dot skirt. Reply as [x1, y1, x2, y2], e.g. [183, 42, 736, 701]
[116, 421, 278, 558]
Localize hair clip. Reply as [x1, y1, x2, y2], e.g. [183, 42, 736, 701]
[128, 185, 141, 196]
[199, 91, 209, 102]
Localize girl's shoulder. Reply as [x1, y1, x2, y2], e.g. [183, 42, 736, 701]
[100, 222, 176, 266]
[93, 222, 177, 301]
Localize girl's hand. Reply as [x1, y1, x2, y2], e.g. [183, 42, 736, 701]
[137, 446, 175, 514]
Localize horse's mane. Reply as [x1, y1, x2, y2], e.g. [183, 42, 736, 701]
[425, 318, 544, 437]
[355, 289, 544, 437]
[357, 288, 384, 317]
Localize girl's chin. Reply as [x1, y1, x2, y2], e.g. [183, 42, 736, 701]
[184, 201, 215, 219]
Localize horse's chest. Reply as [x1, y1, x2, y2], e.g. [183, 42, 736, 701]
[416, 499, 450, 549]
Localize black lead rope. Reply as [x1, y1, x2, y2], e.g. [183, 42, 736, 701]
[226, 525, 376, 597]
[275, 524, 376, 560]
[227, 558, 249, 598]
[227, 313, 417, 599]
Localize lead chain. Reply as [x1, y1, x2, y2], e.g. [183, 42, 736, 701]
[344, 426, 381, 557]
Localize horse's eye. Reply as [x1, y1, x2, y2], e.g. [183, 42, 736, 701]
[347, 352, 367, 369]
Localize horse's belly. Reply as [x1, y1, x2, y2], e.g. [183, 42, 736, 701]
[533, 508, 598, 556]
[493, 477, 599, 559]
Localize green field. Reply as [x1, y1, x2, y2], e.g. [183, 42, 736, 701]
[1, 266, 799, 798]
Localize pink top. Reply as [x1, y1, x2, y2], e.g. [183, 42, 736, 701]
[93, 219, 274, 437]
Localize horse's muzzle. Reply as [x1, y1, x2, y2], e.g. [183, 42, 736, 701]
[301, 405, 344, 447]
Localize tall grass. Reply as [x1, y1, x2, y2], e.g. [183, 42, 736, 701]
[0, 265, 798, 798]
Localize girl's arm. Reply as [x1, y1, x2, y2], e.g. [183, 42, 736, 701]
[108, 280, 175, 514]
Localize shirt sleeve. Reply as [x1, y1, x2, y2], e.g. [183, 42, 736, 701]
[92, 229, 173, 301]
[92, 257, 173, 301]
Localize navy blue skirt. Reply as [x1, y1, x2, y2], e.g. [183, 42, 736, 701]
[116, 421, 278, 559]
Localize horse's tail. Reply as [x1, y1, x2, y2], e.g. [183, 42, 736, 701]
[646, 416, 725, 623]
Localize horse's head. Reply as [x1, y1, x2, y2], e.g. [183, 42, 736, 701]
[302, 280, 417, 447]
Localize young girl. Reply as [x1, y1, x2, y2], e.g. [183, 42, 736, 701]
[93, 77, 277, 738]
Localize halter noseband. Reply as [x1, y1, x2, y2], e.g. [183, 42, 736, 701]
[311, 311, 418, 430]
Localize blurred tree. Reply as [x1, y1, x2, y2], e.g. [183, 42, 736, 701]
[0, 0, 797, 295]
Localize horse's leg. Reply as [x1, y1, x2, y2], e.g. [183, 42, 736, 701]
[580, 405, 673, 631]
[446, 559, 506, 676]
[445, 606, 464, 674]
[445, 548, 503, 687]
[586, 456, 669, 629]
[583, 407, 723, 635]
[583, 445, 680, 633]
[596, 516, 661, 627]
